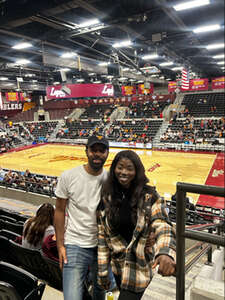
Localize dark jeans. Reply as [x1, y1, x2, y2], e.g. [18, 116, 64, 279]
[114, 274, 144, 300]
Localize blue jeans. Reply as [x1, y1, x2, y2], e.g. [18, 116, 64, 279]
[63, 244, 105, 300]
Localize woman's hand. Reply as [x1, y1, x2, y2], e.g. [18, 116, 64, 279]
[152, 255, 176, 276]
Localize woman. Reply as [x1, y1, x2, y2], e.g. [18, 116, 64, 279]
[97, 150, 176, 300]
[41, 233, 59, 262]
[22, 203, 55, 250]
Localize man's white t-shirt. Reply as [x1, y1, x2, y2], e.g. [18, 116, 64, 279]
[55, 165, 108, 248]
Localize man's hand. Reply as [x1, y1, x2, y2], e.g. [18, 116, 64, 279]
[98, 276, 110, 291]
[152, 254, 176, 276]
[58, 245, 68, 270]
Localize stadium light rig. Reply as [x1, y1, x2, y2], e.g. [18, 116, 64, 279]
[113, 40, 132, 48]
[12, 42, 32, 49]
[173, 0, 210, 11]
[193, 24, 220, 33]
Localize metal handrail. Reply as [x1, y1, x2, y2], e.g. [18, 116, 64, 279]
[185, 243, 211, 273]
[176, 182, 225, 300]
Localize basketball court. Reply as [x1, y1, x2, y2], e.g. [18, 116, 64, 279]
[0, 144, 224, 208]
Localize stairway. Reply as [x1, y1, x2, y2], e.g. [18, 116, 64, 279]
[153, 120, 170, 145]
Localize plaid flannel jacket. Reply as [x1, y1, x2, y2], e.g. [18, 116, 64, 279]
[97, 188, 176, 293]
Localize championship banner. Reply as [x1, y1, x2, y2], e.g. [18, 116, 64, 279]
[168, 81, 177, 93]
[121, 85, 136, 96]
[6, 92, 19, 102]
[138, 84, 154, 95]
[189, 78, 208, 91]
[212, 77, 225, 90]
[5, 92, 30, 102]
[46, 83, 114, 100]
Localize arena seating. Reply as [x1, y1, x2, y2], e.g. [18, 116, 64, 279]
[24, 121, 58, 140]
[0, 261, 46, 300]
[107, 119, 162, 142]
[160, 117, 224, 144]
[79, 103, 115, 119]
[182, 92, 225, 117]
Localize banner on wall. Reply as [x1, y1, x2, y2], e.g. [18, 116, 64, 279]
[168, 81, 177, 93]
[121, 85, 136, 96]
[1, 103, 23, 111]
[138, 84, 154, 94]
[5, 92, 31, 102]
[189, 78, 209, 91]
[212, 76, 225, 90]
[46, 83, 114, 100]
[5, 92, 19, 102]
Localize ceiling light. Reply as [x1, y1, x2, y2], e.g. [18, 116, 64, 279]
[53, 82, 60, 85]
[60, 68, 70, 72]
[213, 54, 224, 59]
[166, 78, 172, 81]
[76, 79, 85, 82]
[25, 73, 35, 77]
[137, 80, 144, 83]
[142, 54, 159, 60]
[122, 68, 130, 71]
[151, 75, 158, 77]
[93, 80, 102, 83]
[107, 75, 114, 78]
[5, 83, 14, 86]
[99, 62, 109, 66]
[12, 42, 32, 49]
[159, 76, 165, 79]
[113, 40, 132, 48]
[172, 67, 183, 71]
[173, 0, 210, 11]
[119, 77, 127, 81]
[193, 24, 220, 33]
[15, 59, 31, 65]
[160, 62, 173, 66]
[88, 73, 96, 76]
[0, 77, 8, 81]
[61, 52, 77, 58]
[206, 43, 224, 50]
[78, 19, 100, 28]
[129, 79, 136, 82]
[217, 61, 225, 65]
[221, 66, 225, 69]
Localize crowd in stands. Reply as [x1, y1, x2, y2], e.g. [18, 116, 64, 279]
[0, 92, 224, 148]
[161, 116, 225, 145]
[0, 168, 57, 196]
[124, 98, 170, 119]
[105, 119, 162, 143]
[0, 131, 21, 153]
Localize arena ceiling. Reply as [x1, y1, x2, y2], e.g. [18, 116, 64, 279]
[0, 0, 224, 91]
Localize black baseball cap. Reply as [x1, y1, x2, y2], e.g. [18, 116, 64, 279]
[86, 135, 109, 149]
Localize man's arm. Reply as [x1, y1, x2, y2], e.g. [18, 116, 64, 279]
[54, 197, 67, 270]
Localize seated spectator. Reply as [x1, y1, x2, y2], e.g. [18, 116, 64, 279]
[41, 233, 58, 262]
[22, 203, 55, 250]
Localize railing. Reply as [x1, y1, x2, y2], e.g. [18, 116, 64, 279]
[176, 182, 225, 300]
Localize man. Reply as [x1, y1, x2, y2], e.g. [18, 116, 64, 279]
[54, 135, 109, 300]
